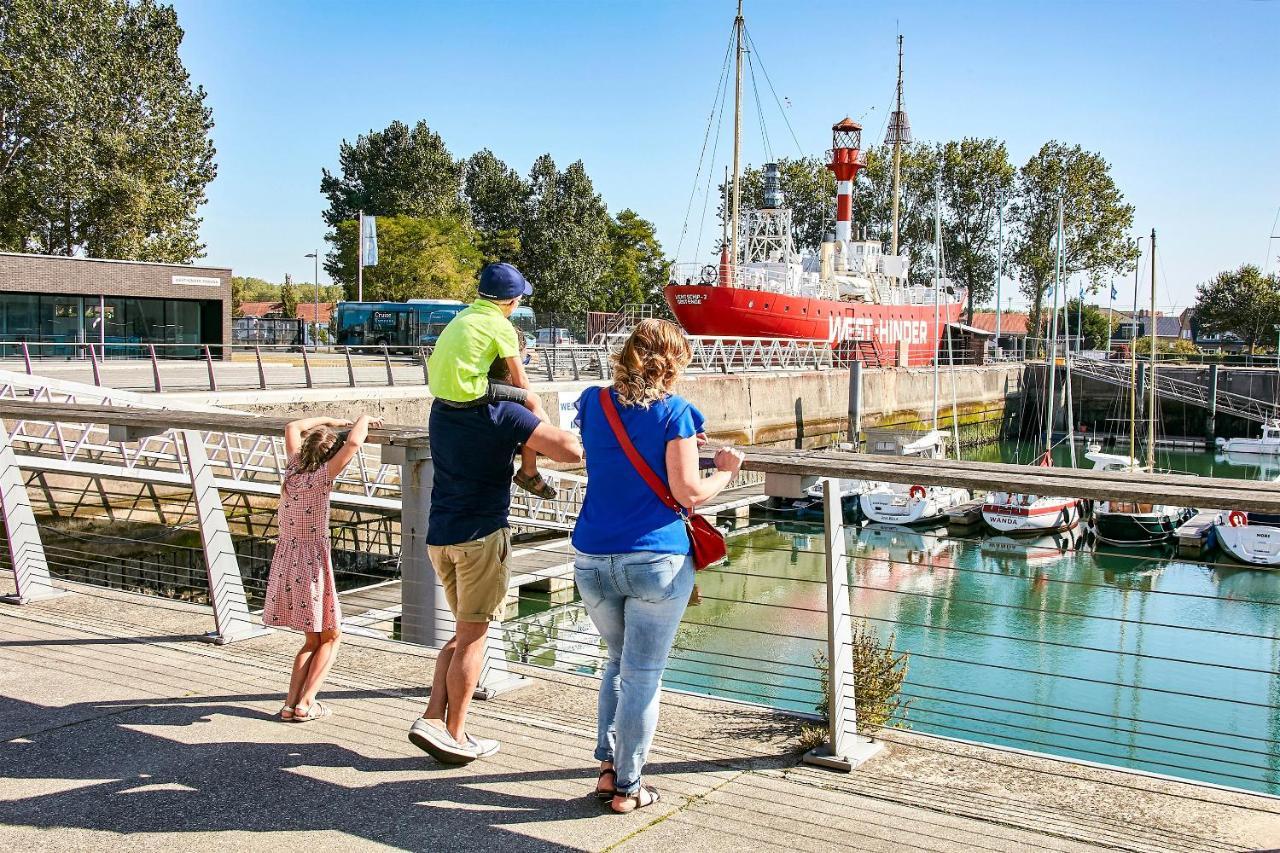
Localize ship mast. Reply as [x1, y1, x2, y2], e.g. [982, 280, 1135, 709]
[1147, 228, 1158, 472]
[887, 35, 910, 257]
[730, 0, 744, 273]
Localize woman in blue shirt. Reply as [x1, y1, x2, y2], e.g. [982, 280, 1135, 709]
[572, 319, 743, 813]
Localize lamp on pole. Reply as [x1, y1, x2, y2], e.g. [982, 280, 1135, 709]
[304, 252, 321, 350]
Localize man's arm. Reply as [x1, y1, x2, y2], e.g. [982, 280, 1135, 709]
[524, 422, 582, 464]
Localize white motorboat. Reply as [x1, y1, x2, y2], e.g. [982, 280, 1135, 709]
[1216, 421, 1280, 456]
[859, 430, 970, 526]
[982, 451, 1084, 535]
[1213, 510, 1280, 568]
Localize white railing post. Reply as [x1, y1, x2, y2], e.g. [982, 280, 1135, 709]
[180, 429, 270, 644]
[803, 477, 884, 771]
[0, 421, 63, 604]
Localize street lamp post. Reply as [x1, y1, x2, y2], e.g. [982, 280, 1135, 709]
[304, 252, 320, 350]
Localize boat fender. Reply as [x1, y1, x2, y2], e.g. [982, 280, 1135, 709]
[909, 485, 927, 500]
[1228, 510, 1248, 528]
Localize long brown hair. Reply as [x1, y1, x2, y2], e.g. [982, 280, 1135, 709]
[294, 426, 338, 476]
[612, 318, 692, 408]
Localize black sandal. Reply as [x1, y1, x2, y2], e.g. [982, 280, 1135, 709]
[595, 768, 617, 801]
[611, 782, 660, 814]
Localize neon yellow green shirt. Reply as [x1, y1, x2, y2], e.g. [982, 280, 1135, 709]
[427, 299, 520, 403]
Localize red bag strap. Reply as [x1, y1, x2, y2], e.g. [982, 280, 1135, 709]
[598, 386, 687, 516]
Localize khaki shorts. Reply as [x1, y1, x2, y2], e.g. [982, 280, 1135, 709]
[428, 528, 511, 623]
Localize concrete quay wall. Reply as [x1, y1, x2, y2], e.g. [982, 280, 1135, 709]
[175, 363, 1026, 448]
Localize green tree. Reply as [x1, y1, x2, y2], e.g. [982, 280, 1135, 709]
[1192, 264, 1280, 350]
[320, 120, 463, 227]
[938, 138, 1016, 321]
[278, 274, 299, 318]
[850, 142, 941, 285]
[231, 276, 280, 302]
[326, 215, 482, 303]
[519, 155, 611, 316]
[598, 209, 668, 309]
[736, 157, 835, 253]
[231, 277, 246, 318]
[1011, 142, 1135, 344]
[0, 0, 217, 261]
[463, 149, 529, 263]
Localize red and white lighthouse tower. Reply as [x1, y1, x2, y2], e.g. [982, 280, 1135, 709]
[826, 118, 864, 245]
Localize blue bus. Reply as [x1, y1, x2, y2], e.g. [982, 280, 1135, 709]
[332, 299, 537, 350]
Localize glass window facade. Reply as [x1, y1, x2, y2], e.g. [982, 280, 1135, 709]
[0, 291, 221, 358]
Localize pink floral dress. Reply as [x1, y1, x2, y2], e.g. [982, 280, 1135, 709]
[262, 454, 341, 632]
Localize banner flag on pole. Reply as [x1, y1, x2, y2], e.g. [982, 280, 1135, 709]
[361, 216, 378, 267]
[1111, 285, 1118, 301]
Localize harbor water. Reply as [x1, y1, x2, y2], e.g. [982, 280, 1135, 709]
[510, 440, 1280, 796]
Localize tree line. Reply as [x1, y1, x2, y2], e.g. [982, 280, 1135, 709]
[736, 138, 1136, 333]
[320, 120, 667, 317]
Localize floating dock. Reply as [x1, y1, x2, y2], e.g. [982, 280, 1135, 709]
[1175, 509, 1219, 558]
[947, 497, 987, 532]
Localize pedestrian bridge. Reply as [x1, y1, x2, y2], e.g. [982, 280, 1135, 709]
[1, 377, 1279, 850]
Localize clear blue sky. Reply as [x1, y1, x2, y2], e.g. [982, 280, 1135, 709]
[172, 0, 1279, 312]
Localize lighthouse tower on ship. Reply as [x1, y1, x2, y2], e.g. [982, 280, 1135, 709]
[828, 118, 863, 248]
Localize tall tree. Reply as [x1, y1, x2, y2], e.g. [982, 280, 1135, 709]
[937, 138, 1016, 321]
[1191, 264, 1280, 350]
[463, 148, 529, 264]
[519, 155, 611, 316]
[320, 120, 463, 227]
[0, 0, 217, 261]
[599, 209, 668, 309]
[278, 274, 299, 318]
[326, 215, 482, 302]
[1011, 142, 1135, 342]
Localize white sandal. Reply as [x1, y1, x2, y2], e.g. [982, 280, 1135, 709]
[278, 704, 294, 721]
[293, 701, 332, 722]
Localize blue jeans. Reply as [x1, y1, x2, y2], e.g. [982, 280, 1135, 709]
[574, 550, 694, 795]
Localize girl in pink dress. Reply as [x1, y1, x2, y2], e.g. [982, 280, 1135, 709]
[263, 413, 382, 722]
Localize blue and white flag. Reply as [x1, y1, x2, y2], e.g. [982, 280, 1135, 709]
[1111, 285, 1118, 301]
[361, 216, 378, 267]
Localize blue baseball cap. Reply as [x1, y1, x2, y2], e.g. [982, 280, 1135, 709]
[477, 263, 533, 300]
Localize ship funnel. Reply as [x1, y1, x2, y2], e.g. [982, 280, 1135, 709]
[762, 163, 783, 209]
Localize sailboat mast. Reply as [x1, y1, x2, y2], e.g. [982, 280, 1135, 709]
[1129, 236, 1143, 464]
[730, 0, 744, 273]
[890, 35, 904, 256]
[932, 174, 942, 432]
[1043, 195, 1064, 456]
[1146, 228, 1158, 471]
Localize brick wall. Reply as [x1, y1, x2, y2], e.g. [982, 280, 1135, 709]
[0, 252, 232, 351]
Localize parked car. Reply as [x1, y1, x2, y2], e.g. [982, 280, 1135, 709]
[535, 327, 577, 346]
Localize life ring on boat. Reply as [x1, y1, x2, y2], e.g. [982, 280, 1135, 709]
[699, 264, 719, 285]
[909, 484, 927, 500]
[1227, 510, 1248, 528]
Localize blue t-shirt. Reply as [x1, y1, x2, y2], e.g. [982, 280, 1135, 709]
[427, 400, 540, 546]
[571, 387, 706, 555]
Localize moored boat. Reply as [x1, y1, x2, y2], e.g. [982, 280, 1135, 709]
[1213, 510, 1280, 568]
[1216, 421, 1280, 457]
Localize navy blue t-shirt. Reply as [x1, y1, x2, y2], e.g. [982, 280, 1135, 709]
[427, 400, 540, 546]
[571, 387, 706, 555]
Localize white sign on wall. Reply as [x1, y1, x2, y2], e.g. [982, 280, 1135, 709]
[172, 275, 222, 288]
[556, 390, 581, 436]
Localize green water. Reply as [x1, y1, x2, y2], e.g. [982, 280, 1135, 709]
[509, 442, 1280, 796]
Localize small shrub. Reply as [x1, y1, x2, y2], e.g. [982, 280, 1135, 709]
[812, 620, 911, 734]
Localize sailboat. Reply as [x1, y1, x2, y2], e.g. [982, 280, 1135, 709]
[861, 178, 970, 526]
[1092, 229, 1197, 546]
[982, 198, 1084, 536]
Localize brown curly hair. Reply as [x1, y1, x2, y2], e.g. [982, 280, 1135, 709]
[612, 318, 692, 408]
[294, 426, 338, 476]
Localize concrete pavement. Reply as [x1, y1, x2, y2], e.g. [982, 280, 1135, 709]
[1, 578, 1277, 852]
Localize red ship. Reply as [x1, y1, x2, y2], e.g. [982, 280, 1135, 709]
[664, 16, 962, 366]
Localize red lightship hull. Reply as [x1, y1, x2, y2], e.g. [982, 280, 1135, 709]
[665, 284, 962, 367]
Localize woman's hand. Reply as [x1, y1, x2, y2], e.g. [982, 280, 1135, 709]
[363, 415, 384, 429]
[713, 446, 744, 474]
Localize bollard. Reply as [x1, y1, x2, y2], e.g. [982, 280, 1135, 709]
[301, 346, 314, 389]
[344, 347, 356, 387]
[0, 421, 64, 604]
[802, 478, 884, 772]
[255, 346, 267, 390]
[148, 345, 163, 392]
[203, 346, 218, 391]
[383, 344, 395, 387]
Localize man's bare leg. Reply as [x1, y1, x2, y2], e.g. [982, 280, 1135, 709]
[423, 635, 457, 722]
[444, 620, 490, 743]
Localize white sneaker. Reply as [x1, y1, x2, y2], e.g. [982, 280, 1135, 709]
[408, 717, 477, 765]
[465, 734, 501, 758]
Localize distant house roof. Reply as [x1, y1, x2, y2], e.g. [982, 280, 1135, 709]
[1155, 316, 1183, 338]
[970, 311, 1028, 336]
[238, 301, 334, 323]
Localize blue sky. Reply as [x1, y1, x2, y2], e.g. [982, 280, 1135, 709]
[172, 0, 1279, 311]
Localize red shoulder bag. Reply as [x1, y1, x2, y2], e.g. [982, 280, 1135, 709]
[598, 386, 726, 570]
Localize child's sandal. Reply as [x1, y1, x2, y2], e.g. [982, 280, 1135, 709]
[279, 705, 294, 721]
[293, 701, 332, 722]
[514, 470, 557, 500]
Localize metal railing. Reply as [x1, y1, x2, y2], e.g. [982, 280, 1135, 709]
[1068, 357, 1276, 425]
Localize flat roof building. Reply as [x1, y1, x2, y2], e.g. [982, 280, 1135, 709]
[0, 252, 231, 358]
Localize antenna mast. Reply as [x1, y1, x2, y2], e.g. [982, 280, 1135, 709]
[886, 35, 911, 256]
[730, 0, 744, 273]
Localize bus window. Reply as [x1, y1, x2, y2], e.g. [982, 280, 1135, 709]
[511, 306, 537, 346]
